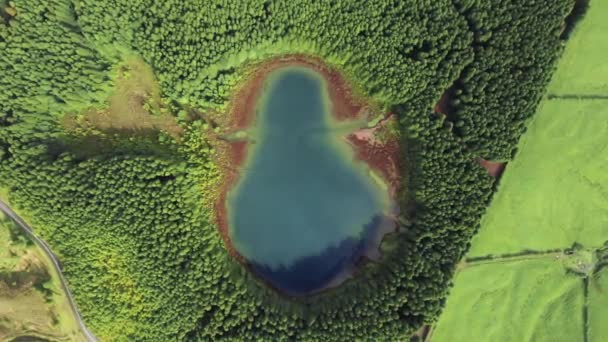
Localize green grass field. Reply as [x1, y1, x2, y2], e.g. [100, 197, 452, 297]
[549, 0, 608, 95]
[468, 99, 608, 258]
[588, 270, 608, 342]
[431, 2, 608, 341]
[0, 213, 84, 341]
[432, 259, 584, 342]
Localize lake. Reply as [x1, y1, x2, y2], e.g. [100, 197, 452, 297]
[226, 66, 393, 295]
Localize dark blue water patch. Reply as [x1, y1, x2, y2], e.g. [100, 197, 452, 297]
[249, 215, 385, 295]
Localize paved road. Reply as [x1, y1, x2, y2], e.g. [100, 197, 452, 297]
[0, 200, 99, 342]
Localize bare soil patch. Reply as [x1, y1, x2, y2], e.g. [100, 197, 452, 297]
[478, 159, 507, 178]
[347, 115, 402, 197]
[434, 84, 458, 122]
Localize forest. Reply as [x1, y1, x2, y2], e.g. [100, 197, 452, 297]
[0, 0, 576, 341]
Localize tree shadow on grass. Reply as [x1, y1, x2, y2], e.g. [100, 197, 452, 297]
[466, 248, 563, 263]
[44, 128, 179, 162]
[561, 0, 590, 40]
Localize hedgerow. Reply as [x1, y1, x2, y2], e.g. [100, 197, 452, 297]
[0, 0, 574, 341]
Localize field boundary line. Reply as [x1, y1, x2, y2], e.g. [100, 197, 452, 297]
[464, 249, 562, 266]
[547, 94, 608, 100]
[462, 253, 561, 269]
[583, 278, 590, 342]
[465, 243, 606, 267]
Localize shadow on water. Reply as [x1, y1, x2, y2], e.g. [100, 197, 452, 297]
[249, 215, 394, 295]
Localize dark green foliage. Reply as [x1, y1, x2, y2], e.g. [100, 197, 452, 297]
[74, 0, 474, 110]
[0, 0, 573, 341]
[448, 0, 575, 160]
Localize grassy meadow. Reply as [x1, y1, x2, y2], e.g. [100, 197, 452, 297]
[468, 99, 608, 258]
[432, 259, 584, 342]
[588, 270, 608, 342]
[0, 213, 84, 341]
[548, 0, 608, 95]
[431, 2, 608, 341]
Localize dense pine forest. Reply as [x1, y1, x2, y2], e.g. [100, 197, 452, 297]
[0, 0, 576, 341]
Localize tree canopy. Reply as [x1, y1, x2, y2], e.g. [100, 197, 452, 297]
[0, 0, 575, 340]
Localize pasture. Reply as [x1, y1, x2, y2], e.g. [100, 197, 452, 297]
[432, 259, 584, 342]
[588, 270, 608, 342]
[549, 0, 608, 95]
[431, 2, 608, 340]
[468, 99, 608, 258]
[0, 213, 83, 341]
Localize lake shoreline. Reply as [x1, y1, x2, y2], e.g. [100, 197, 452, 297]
[346, 114, 403, 199]
[212, 54, 403, 296]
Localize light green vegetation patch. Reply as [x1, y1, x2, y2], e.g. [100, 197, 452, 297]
[432, 259, 584, 342]
[0, 213, 83, 341]
[588, 269, 608, 342]
[549, 0, 608, 95]
[62, 57, 183, 138]
[562, 246, 597, 277]
[468, 99, 608, 258]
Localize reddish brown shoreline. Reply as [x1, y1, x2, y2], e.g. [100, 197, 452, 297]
[214, 140, 248, 263]
[346, 116, 402, 198]
[212, 54, 403, 288]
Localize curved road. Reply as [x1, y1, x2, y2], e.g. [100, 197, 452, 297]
[0, 200, 99, 342]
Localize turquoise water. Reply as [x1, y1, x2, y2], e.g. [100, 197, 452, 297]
[227, 66, 391, 294]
